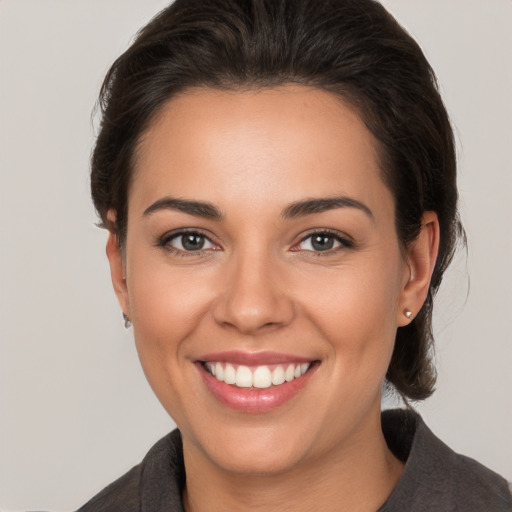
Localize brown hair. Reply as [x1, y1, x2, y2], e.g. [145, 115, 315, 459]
[91, 0, 464, 400]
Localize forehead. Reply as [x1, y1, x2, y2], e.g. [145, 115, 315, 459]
[131, 85, 391, 217]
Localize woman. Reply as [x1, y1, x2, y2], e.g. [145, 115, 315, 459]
[78, 0, 511, 510]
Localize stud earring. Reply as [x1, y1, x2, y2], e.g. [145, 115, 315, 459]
[404, 309, 413, 319]
[123, 313, 132, 329]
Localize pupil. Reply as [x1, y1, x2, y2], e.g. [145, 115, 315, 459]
[182, 234, 204, 251]
[312, 235, 334, 251]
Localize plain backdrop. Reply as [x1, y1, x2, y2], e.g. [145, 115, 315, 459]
[1, 1, 511, 510]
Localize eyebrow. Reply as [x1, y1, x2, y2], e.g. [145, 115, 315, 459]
[143, 197, 223, 220]
[282, 196, 374, 220]
[142, 195, 373, 222]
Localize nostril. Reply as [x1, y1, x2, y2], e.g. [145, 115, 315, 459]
[214, 312, 291, 335]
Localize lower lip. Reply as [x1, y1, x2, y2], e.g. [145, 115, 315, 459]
[197, 363, 317, 413]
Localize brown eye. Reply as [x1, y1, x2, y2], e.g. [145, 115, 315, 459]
[180, 233, 206, 251]
[296, 232, 350, 252]
[310, 234, 335, 251]
[165, 232, 216, 252]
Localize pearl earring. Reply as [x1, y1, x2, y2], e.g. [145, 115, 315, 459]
[123, 313, 132, 328]
[404, 309, 413, 319]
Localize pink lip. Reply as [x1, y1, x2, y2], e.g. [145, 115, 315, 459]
[197, 350, 313, 365]
[196, 357, 318, 413]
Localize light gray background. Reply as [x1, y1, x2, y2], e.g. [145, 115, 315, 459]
[1, 1, 511, 510]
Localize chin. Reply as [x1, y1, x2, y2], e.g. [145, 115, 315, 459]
[209, 443, 308, 476]
[185, 418, 321, 477]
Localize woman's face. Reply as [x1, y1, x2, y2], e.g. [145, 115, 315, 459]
[112, 86, 414, 475]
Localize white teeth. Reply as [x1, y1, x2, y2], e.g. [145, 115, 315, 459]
[205, 361, 312, 388]
[235, 365, 253, 388]
[205, 362, 215, 375]
[224, 363, 236, 384]
[215, 362, 224, 381]
[253, 366, 272, 388]
[285, 364, 295, 382]
[271, 366, 285, 385]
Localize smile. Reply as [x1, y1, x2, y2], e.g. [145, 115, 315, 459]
[196, 352, 318, 413]
[204, 362, 311, 389]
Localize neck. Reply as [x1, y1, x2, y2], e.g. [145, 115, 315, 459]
[182, 410, 404, 512]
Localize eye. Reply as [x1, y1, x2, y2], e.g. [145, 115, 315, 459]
[162, 231, 218, 253]
[295, 231, 352, 252]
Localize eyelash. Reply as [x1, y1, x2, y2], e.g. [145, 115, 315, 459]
[156, 229, 219, 258]
[292, 229, 354, 256]
[156, 229, 354, 257]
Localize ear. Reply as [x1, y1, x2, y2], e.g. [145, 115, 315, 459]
[105, 210, 130, 318]
[397, 211, 440, 326]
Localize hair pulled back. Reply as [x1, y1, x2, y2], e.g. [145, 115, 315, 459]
[91, 0, 463, 401]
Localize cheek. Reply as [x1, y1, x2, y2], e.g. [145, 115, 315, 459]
[300, 257, 402, 368]
[126, 257, 214, 394]
[126, 237, 218, 333]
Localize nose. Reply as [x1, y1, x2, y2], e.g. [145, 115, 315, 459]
[212, 250, 295, 334]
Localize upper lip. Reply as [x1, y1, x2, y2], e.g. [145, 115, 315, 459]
[196, 351, 315, 365]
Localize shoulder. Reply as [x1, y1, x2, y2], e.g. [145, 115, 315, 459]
[448, 452, 512, 510]
[76, 429, 185, 512]
[381, 409, 512, 511]
[76, 464, 141, 512]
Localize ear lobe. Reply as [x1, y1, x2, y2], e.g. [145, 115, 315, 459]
[397, 211, 440, 326]
[105, 225, 130, 318]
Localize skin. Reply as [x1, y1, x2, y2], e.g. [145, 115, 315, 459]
[106, 85, 439, 511]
